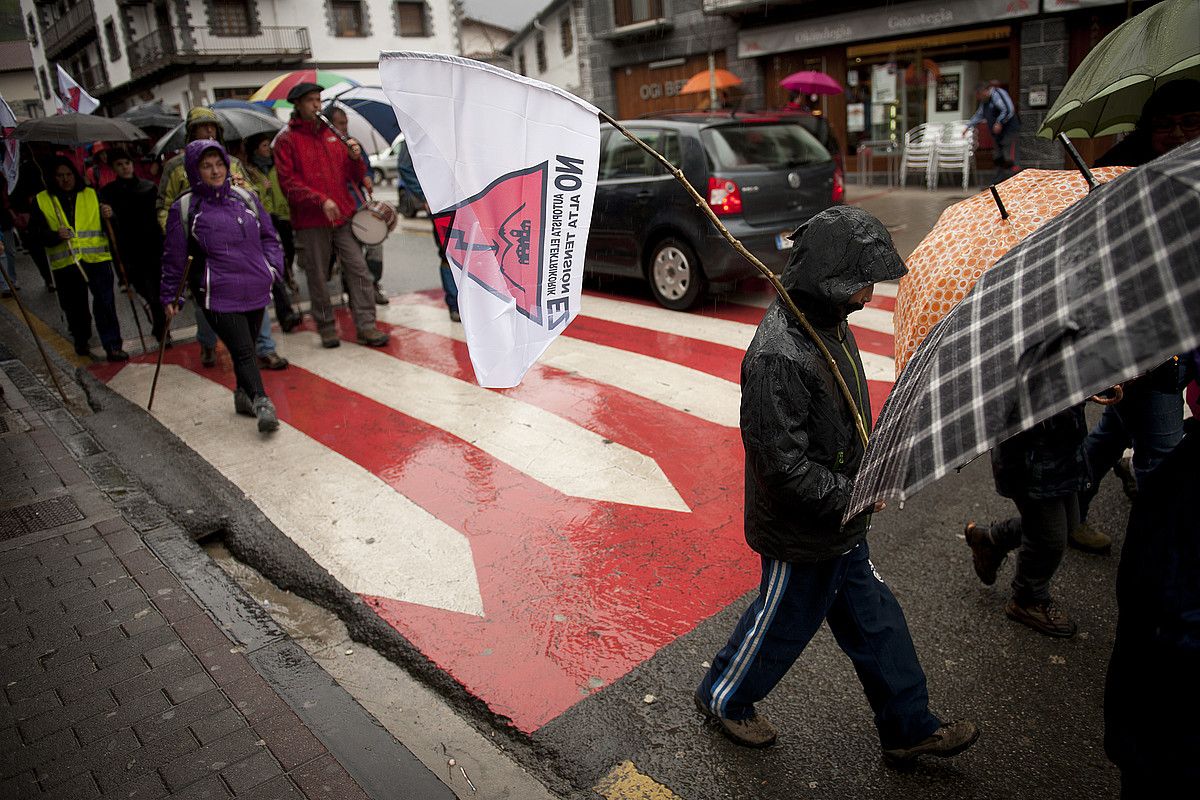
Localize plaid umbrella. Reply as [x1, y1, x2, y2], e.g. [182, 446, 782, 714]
[894, 166, 1131, 375]
[847, 136, 1200, 522]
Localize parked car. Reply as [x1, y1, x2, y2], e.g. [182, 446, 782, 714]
[370, 134, 422, 217]
[586, 113, 841, 310]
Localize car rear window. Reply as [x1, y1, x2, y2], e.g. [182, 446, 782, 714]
[701, 123, 831, 171]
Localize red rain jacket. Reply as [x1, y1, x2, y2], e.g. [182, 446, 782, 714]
[273, 115, 367, 230]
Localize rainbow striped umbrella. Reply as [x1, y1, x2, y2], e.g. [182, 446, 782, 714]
[249, 70, 359, 108]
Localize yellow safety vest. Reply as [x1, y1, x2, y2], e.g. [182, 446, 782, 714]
[36, 189, 111, 271]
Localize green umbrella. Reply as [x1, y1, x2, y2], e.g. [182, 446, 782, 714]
[1037, 0, 1200, 139]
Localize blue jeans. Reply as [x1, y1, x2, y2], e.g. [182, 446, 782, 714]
[195, 303, 276, 356]
[1079, 373, 1184, 520]
[696, 543, 940, 749]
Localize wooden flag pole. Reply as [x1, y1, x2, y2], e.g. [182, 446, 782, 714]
[598, 110, 869, 447]
[148, 255, 191, 411]
[102, 216, 148, 353]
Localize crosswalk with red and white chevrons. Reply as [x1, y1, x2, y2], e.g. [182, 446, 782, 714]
[89, 282, 898, 733]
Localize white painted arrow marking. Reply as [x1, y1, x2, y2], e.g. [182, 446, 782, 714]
[107, 364, 485, 616]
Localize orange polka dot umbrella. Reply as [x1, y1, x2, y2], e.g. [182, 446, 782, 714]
[894, 167, 1131, 376]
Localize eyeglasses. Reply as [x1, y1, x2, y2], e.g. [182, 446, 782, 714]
[1149, 113, 1200, 134]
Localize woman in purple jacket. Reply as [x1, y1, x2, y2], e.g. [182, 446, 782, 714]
[161, 140, 283, 433]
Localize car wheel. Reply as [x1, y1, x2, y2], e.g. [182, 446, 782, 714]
[372, 167, 385, 185]
[647, 237, 706, 310]
[397, 189, 419, 218]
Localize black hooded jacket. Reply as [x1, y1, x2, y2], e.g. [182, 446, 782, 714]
[101, 172, 163, 278]
[741, 206, 907, 563]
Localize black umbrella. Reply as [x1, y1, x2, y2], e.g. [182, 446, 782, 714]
[13, 115, 146, 145]
[118, 101, 181, 131]
[847, 136, 1200, 521]
[152, 106, 282, 156]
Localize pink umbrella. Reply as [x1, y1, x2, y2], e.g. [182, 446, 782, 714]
[780, 70, 842, 96]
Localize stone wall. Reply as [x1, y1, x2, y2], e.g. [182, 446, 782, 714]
[1018, 16, 1070, 170]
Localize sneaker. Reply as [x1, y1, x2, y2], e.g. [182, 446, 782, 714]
[964, 522, 1005, 586]
[319, 328, 341, 349]
[1068, 522, 1112, 555]
[357, 327, 389, 347]
[234, 388, 254, 417]
[693, 692, 778, 748]
[252, 396, 279, 433]
[105, 349, 130, 362]
[258, 352, 289, 370]
[882, 720, 980, 766]
[449, 309, 461, 323]
[1005, 598, 1077, 638]
[373, 284, 390, 305]
[200, 345, 216, 367]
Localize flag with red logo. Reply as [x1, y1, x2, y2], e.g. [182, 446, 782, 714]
[56, 65, 99, 115]
[379, 52, 600, 388]
[0, 95, 18, 193]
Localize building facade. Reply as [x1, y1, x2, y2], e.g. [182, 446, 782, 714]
[504, 0, 589, 100]
[18, 0, 457, 116]
[0, 39, 41, 118]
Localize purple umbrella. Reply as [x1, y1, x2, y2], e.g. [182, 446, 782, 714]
[780, 70, 843, 96]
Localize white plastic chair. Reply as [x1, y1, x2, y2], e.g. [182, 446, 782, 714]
[933, 121, 976, 190]
[899, 123, 938, 190]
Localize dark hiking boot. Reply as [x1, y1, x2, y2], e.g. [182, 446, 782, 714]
[694, 692, 778, 748]
[258, 352, 289, 370]
[1068, 522, 1112, 555]
[319, 328, 341, 349]
[280, 312, 302, 333]
[449, 309, 461, 323]
[105, 349, 130, 362]
[74, 340, 91, 357]
[234, 388, 254, 417]
[964, 522, 1005, 586]
[1006, 598, 1077, 638]
[882, 720, 980, 766]
[1113, 457, 1138, 500]
[357, 327, 389, 347]
[200, 345, 216, 367]
[253, 396, 279, 433]
[373, 284, 390, 305]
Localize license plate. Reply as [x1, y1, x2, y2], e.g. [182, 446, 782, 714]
[776, 232, 794, 250]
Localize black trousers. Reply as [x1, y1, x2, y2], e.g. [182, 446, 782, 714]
[202, 308, 266, 400]
[54, 261, 123, 352]
[271, 216, 295, 279]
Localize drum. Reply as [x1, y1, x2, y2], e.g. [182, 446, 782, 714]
[350, 200, 398, 246]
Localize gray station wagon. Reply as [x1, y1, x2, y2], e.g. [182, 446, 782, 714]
[585, 113, 841, 310]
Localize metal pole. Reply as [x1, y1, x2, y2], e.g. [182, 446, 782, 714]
[5, 285, 69, 403]
[148, 255, 191, 411]
[708, 52, 718, 111]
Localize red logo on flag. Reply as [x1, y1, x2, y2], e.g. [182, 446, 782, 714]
[433, 163, 547, 325]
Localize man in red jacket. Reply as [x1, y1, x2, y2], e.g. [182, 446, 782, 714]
[274, 82, 389, 348]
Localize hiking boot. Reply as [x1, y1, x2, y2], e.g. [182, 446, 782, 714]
[319, 328, 341, 349]
[449, 309, 461, 323]
[694, 692, 778, 748]
[357, 327, 389, 347]
[258, 352, 289, 370]
[234, 388, 254, 417]
[1068, 522, 1112, 555]
[1006, 598, 1077, 638]
[1113, 457, 1138, 500]
[253, 396, 279, 433]
[74, 340, 91, 357]
[373, 284, 390, 305]
[105, 349, 130, 362]
[964, 522, 1005, 586]
[200, 345, 216, 367]
[280, 312, 303, 333]
[882, 720, 980, 766]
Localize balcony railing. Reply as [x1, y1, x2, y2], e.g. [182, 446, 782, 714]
[77, 62, 109, 96]
[128, 26, 310, 80]
[42, 0, 97, 60]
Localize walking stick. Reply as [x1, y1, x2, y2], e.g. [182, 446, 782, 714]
[102, 216, 148, 352]
[4, 284, 69, 403]
[599, 111, 871, 448]
[148, 255, 191, 411]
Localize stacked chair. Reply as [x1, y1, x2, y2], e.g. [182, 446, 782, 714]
[899, 121, 977, 190]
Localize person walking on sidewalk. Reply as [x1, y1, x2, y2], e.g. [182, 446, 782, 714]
[326, 106, 389, 306]
[274, 83, 389, 349]
[694, 207, 979, 764]
[967, 81, 1020, 183]
[28, 157, 127, 361]
[245, 134, 303, 331]
[100, 149, 167, 344]
[157, 107, 289, 371]
[161, 140, 281, 433]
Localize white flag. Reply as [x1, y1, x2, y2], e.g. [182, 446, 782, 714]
[57, 65, 99, 114]
[0, 95, 18, 193]
[380, 52, 600, 388]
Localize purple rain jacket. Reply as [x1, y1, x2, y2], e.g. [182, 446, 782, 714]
[160, 140, 282, 313]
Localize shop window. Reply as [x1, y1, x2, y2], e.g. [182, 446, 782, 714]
[210, 0, 254, 36]
[394, 2, 428, 37]
[331, 1, 367, 37]
[561, 16, 573, 56]
[104, 17, 121, 61]
[535, 33, 546, 74]
[26, 13, 38, 46]
[614, 0, 663, 28]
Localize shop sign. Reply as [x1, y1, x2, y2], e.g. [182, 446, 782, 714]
[936, 74, 961, 112]
[738, 0, 1037, 58]
[847, 103, 866, 133]
[871, 64, 898, 105]
[638, 79, 689, 101]
[1042, 0, 1126, 10]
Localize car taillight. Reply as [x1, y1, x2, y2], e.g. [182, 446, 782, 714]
[707, 176, 743, 216]
[832, 167, 844, 203]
